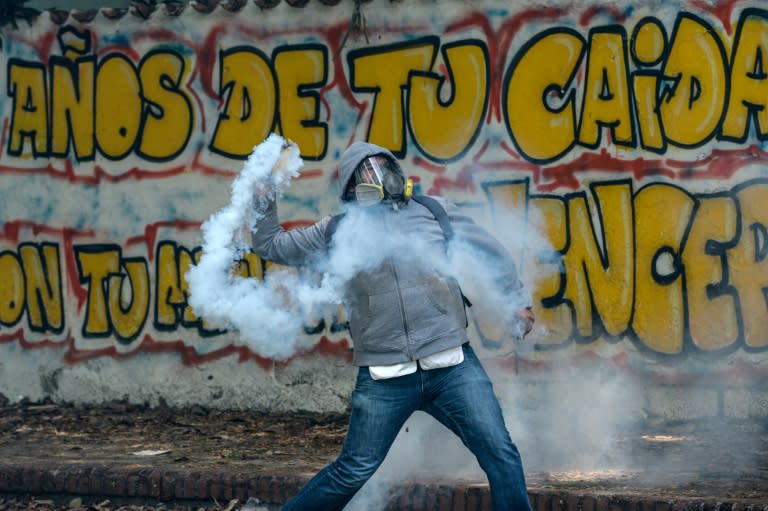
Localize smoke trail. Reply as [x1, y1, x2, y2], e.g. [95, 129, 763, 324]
[185, 135, 317, 360]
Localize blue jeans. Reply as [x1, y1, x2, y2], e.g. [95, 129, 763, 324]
[281, 345, 532, 511]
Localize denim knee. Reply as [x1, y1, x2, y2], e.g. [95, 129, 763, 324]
[329, 452, 383, 490]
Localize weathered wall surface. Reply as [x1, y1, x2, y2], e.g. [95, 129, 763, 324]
[0, 0, 766, 420]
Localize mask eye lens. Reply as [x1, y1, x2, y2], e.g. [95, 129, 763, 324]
[360, 165, 376, 184]
[382, 159, 398, 173]
[355, 158, 384, 186]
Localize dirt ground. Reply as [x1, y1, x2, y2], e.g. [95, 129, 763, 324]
[1, 400, 767, 510]
[1, 400, 348, 474]
[0, 401, 346, 511]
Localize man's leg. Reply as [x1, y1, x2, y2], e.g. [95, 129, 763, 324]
[423, 345, 532, 511]
[281, 368, 419, 511]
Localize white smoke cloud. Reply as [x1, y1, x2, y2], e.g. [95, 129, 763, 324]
[187, 134, 538, 361]
[185, 134, 317, 360]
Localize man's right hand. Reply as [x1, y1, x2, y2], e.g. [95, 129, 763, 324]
[515, 307, 535, 338]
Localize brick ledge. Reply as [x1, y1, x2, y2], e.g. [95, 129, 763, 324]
[0, 463, 766, 511]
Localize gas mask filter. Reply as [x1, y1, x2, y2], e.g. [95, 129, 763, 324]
[351, 156, 412, 207]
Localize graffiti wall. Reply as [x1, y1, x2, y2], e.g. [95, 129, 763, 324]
[1, 0, 766, 414]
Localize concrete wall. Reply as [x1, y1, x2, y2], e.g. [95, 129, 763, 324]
[0, 0, 766, 424]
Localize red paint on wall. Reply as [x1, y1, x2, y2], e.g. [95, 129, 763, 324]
[691, 0, 740, 34]
[579, 5, 629, 26]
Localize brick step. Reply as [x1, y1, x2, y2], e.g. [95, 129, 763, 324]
[0, 463, 766, 511]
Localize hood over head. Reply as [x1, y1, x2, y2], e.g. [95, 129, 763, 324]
[338, 141, 403, 201]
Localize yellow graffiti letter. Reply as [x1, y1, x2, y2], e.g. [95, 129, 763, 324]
[721, 10, 768, 141]
[563, 182, 634, 337]
[348, 39, 437, 153]
[76, 246, 120, 336]
[632, 184, 695, 354]
[233, 251, 265, 280]
[633, 73, 665, 151]
[180, 248, 202, 324]
[7, 61, 49, 157]
[730, 183, 768, 348]
[156, 241, 192, 328]
[108, 259, 149, 341]
[409, 42, 488, 162]
[274, 46, 327, 160]
[19, 243, 63, 333]
[0, 252, 25, 327]
[658, 14, 727, 147]
[505, 29, 584, 162]
[473, 181, 528, 346]
[95, 55, 142, 159]
[528, 196, 572, 344]
[578, 28, 634, 149]
[682, 196, 740, 351]
[138, 51, 193, 160]
[51, 56, 95, 159]
[210, 49, 276, 158]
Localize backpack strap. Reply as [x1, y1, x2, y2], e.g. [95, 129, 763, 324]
[412, 195, 472, 309]
[324, 213, 345, 246]
[411, 195, 454, 243]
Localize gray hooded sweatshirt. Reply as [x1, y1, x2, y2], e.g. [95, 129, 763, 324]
[252, 141, 524, 367]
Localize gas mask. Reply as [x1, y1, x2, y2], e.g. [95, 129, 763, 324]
[347, 155, 413, 207]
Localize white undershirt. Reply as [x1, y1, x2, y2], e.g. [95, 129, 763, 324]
[368, 346, 464, 380]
